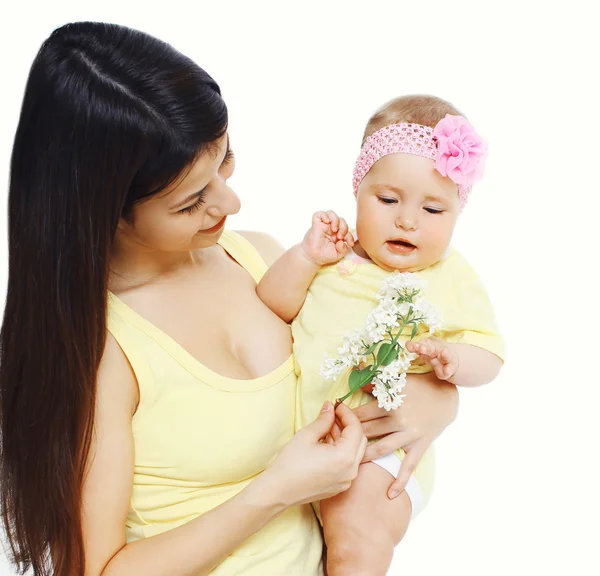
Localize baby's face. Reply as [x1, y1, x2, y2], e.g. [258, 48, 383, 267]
[355, 153, 460, 272]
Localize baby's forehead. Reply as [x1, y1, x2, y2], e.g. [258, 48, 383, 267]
[365, 154, 459, 201]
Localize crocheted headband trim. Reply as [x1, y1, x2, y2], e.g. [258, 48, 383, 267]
[352, 114, 487, 209]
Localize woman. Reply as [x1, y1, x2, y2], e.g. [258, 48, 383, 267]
[0, 22, 458, 576]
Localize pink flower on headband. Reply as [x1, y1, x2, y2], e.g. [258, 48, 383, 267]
[433, 115, 487, 188]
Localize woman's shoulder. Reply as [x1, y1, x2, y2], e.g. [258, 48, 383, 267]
[97, 332, 139, 416]
[234, 231, 286, 267]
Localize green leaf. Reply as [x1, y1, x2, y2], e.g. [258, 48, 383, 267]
[348, 367, 374, 391]
[348, 369, 362, 392]
[377, 342, 399, 366]
[410, 322, 418, 340]
[364, 343, 378, 355]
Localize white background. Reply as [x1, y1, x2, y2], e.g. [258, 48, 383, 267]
[1, 1, 599, 575]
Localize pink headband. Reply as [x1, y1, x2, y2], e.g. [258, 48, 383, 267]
[352, 114, 488, 209]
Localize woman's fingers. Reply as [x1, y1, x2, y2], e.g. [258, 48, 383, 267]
[331, 419, 342, 441]
[361, 414, 404, 439]
[335, 403, 367, 456]
[352, 397, 388, 423]
[361, 431, 416, 462]
[355, 434, 368, 469]
[354, 398, 408, 438]
[304, 401, 336, 441]
[387, 442, 426, 499]
[332, 403, 367, 476]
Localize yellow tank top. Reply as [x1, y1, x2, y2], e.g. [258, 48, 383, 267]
[107, 231, 323, 576]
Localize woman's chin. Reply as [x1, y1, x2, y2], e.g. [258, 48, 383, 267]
[190, 228, 225, 249]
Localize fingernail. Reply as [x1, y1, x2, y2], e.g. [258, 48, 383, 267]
[321, 401, 332, 412]
[389, 490, 399, 499]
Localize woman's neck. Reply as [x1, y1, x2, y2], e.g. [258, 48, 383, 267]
[109, 234, 211, 293]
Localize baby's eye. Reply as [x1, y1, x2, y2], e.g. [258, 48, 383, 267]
[377, 196, 397, 204]
[424, 207, 443, 214]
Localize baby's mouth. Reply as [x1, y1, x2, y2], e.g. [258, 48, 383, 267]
[386, 239, 417, 253]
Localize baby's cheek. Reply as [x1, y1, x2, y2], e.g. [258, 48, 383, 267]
[425, 225, 453, 258]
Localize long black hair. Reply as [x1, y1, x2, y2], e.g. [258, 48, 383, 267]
[0, 21, 227, 575]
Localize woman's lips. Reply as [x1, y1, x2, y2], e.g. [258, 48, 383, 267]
[198, 216, 226, 235]
[386, 240, 416, 254]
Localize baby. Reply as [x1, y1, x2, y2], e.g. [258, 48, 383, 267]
[257, 95, 504, 576]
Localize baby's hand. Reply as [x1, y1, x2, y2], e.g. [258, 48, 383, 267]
[300, 210, 354, 266]
[405, 337, 459, 381]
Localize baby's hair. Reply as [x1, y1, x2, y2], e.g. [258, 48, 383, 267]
[362, 94, 462, 145]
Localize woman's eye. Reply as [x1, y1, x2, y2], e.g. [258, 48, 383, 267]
[179, 196, 205, 215]
[377, 196, 397, 204]
[424, 207, 443, 214]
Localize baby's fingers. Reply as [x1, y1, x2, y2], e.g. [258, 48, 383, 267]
[326, 210, 340, 233]
[312, 211, 330, 226]
[442, 364, 456, 379]
[406, 339, 436, 357]
[336, 217, 351, 241]
[405, 340, 418, 353]
[335, 240, 349, 257]
[439, 347, 453, 364]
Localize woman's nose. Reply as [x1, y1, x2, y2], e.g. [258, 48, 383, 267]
[206, 184, 241, 218]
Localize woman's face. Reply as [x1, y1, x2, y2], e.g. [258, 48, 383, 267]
[118, 132, 240, 252]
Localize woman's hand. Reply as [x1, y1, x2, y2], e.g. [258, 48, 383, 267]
[263, 401, 367, 507]
[352, 373, 458, 498]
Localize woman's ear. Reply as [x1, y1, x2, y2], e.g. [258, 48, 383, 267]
[116, 214, 133, 234]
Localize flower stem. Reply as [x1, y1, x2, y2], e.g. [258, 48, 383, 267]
[339, 310, 414, 405]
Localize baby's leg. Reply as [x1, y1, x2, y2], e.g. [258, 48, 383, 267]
[321, 462, 411, 576]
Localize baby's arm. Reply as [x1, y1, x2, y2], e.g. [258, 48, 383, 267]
[257, 211, 353, 322]
[405, 338, 502, 387]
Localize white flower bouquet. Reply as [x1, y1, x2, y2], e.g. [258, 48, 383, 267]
[320, 272, 442, 411]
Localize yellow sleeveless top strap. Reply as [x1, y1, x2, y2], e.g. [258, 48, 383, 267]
[216, 230, 269, 283]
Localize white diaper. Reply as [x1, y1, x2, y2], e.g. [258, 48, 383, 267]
[372, 453, 424, 519]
